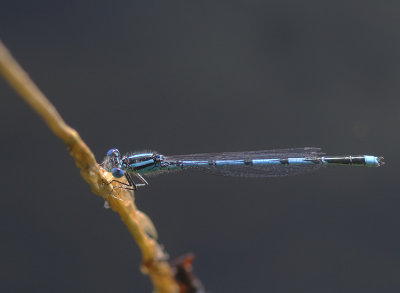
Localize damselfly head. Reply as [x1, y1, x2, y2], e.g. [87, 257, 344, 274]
[102, 148, 123, 173]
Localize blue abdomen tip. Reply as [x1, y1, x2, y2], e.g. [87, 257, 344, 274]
[365, 155, 384, 167]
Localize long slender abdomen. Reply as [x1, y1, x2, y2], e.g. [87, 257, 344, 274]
[161, 151, 384, 178]
[170, 156, 383, 168]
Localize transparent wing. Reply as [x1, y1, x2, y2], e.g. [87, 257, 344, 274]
[164, 147, 325, 177]
[192, 163, 324, 177]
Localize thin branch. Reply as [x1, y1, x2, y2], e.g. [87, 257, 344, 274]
[0, 40, 179, 293]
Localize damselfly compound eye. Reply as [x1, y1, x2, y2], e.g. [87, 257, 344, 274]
[107, 148, 120, 157]
[111, 167, 125, 178]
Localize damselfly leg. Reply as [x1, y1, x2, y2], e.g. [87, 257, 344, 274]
[110, 172, 148, 191]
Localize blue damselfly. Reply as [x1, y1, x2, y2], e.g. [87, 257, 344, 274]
[102, 147, 384, 190]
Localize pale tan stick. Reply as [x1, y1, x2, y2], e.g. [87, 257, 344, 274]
[0, 41, 178, 293]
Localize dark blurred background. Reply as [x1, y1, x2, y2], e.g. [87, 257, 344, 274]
[1, 1, 399, 292]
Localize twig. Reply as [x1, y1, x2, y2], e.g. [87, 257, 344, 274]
[0, 40, 179, 293]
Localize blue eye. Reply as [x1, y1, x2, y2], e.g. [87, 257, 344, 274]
[107, 148, 120, 157]
[111, 168, 125, 178]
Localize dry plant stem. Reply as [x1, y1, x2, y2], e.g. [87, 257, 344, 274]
[0, 41, 178, 293]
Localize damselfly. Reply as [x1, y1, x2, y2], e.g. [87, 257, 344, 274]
[101, 147, 384, 190]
